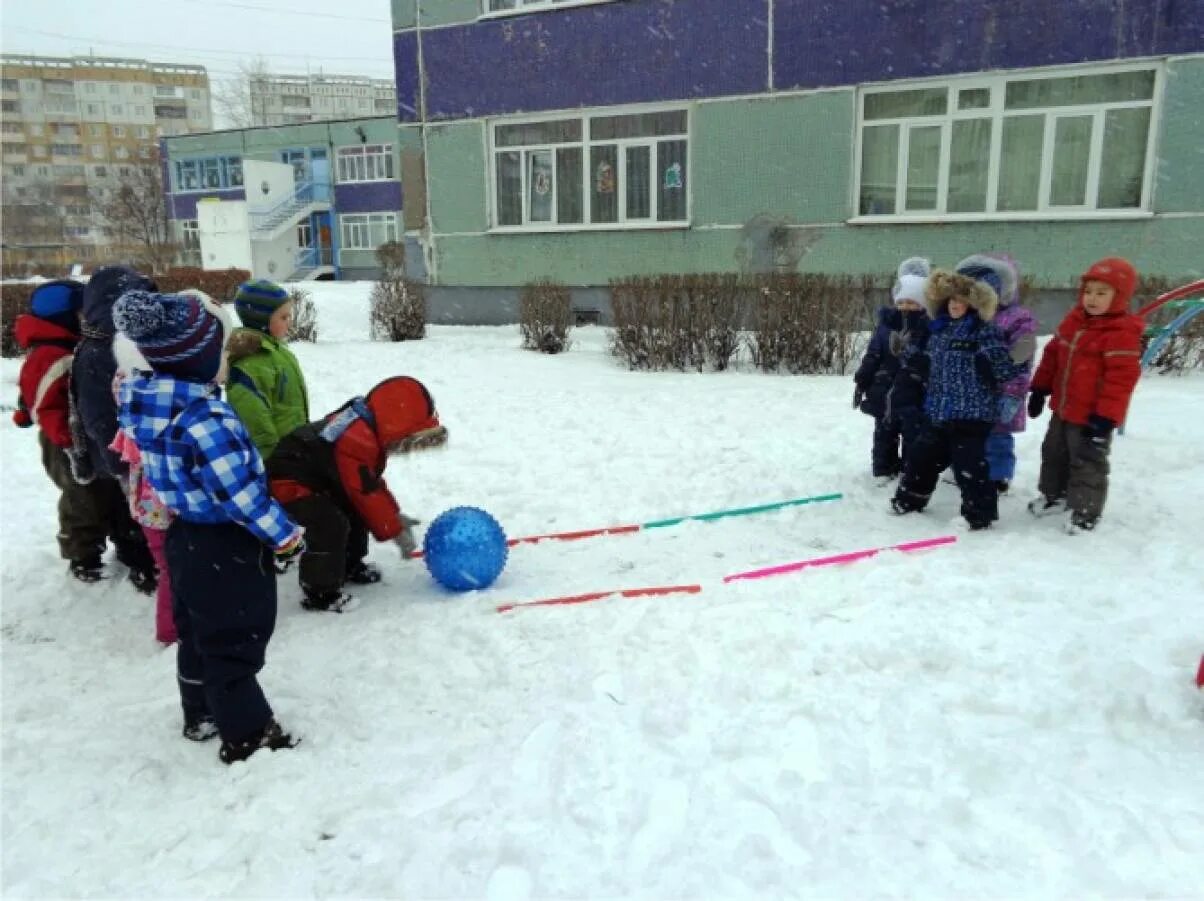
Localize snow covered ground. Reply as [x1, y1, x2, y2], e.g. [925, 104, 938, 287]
[3, 282, 1203, 898]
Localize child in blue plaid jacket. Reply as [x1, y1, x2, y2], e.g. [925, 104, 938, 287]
[113, 288, 304, 765]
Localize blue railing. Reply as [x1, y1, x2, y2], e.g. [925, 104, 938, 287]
[249, 180, 332, 232]
[294, 246, 320, 271]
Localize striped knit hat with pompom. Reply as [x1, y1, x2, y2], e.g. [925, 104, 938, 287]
[233, 279, 290, 332]
[113, 289, 232, 383]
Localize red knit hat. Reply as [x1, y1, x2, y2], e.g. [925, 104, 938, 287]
[1080, 257, 1138, 314]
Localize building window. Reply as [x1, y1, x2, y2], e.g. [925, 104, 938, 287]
[190, 89, 201, 100]
[1, 78, 18, 91]
[66, 226, 91, 237]
[111, 104, 124, 116]
[113, 126, 126, 138]
[29, 124, 43, 137]
[114, 146, 129, 159]
[484, 0, 615, 12]
[133, 85, 144, 95]
[109, 84, 119, 95]
[340, 212, 398, 250]
[32, 146, 47, 158]
[180, 219, 200, 248]
[84, 82, 97, 94]
[118, 166, 133, 177]
[11, 165, 25, 177]
[173, 155, 243, 191]
[51, 144, 83, 156]
[490, 108, 688, 229]
[135, 105, 147, 117]
[138, 126, 150, 139]
[297, 220, 313, 247]
[856, 64, 1158, 219]
[91, 144, 104, 158]
[94, 165, 108, 177]
[335, 144, 395, 183]
[90, 124, 103, 136]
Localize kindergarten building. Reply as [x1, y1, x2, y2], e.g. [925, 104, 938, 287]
[391, 0, 1204, 320]
[161, 116, 405, 282]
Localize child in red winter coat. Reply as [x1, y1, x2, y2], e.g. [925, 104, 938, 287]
[1026, 258, 1144, 533]
[267, 377, 447, 612]
[12, 280, 143, 582]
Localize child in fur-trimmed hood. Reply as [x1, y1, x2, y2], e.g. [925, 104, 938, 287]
[890, 269, 1025, 530]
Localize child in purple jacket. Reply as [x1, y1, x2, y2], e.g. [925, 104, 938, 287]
[954, 254, 1037, 494]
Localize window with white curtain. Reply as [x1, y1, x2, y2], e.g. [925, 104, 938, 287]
[856, 64, 1158, 218]
[491, 108, 688, 229]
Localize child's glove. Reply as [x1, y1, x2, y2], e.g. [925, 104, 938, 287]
[67, 446, 96, 485]
[853, 387, 865, 410]
[12, 399, 32, 429]
[1086, 414, 1115, 439]
[273, 530, 306, 574]
[394, 515, 420, 558]
[1027, 389, 1049, 419]
[905, 352, 930, 383]
[973, 352, 996, 387]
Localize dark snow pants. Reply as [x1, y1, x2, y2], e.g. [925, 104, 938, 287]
[895, 420, 997, 528]
[283, 494, 369, 600]
[39, 430, 151, 567]
[166, 519, 276, 744]
[872, 409, 923, 478]
[1038, 414, 1111, 523]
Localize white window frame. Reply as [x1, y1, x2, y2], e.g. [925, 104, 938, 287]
[339, 212, 399, 255]
[488, 102, 690, 233]
[179, 219, 200, 248]
[481, 0, 619, 18]
[851, 60, 1162, 223]
[335, 144, 395, 183]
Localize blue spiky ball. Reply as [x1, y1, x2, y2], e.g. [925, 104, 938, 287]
[423, 506, 509, 592]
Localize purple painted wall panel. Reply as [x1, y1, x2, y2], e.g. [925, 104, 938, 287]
[413, 0, 768, 120]
[773, 0, 1204, 90]
[334, 181, 403, 214]
[170, 189, 245, 221]
[394, 29, 421, 123]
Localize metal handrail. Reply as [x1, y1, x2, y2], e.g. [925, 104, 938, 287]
[249, 180, 332, 231]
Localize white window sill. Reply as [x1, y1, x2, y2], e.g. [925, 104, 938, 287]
[172, 186, 245, 195]
[479, 0, 619, 20]
[488, 221, 690, 235]
[848, 210, 1154, 225]
[335, 178, 399, 186]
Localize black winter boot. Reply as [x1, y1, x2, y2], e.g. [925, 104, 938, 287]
[219, 719, 298, 764]
[345, 560, 382, 585]
[69, 556, 104, 583]
[127, 565, 158, 596]
[300, 590, 360, 613]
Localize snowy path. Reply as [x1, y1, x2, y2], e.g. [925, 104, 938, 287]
[3, 287, 1203, 897]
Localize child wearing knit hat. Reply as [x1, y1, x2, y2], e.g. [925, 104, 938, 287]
[113, 288, 305, 764]
[852, 256, 932, 482]
[225, 279, 310, 462]
[1027, 257, 1144, 534]
[11, 279, 141, 584]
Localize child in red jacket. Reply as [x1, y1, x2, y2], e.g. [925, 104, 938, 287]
[12, 280, 142, 581]
[266, 376, 448, 612]
[1026, 258, 1144, 533]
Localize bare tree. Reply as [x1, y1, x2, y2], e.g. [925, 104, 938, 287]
[91, 151, 178, 274]
[213, 57, 270, 129]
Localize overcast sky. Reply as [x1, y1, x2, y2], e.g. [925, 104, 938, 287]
[3, 0, 395, 100]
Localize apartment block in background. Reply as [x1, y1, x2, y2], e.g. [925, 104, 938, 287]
[1, 54, 213, 271]
[249, 73, 397, 127]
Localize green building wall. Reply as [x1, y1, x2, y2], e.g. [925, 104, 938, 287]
[415, 55, 1204, 289]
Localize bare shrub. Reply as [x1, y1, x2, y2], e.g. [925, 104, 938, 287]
[748, 273, 878, 374]
[287, 288, 318, 343]
[609, 274, 744, 372]
[1, 284, 34, 358]
[519, 280, 572, 353]
[370, 241, 426, 341]
[154, 267, 250, 301]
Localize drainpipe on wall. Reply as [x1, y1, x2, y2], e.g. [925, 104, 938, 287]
[415, 0, 437, 284]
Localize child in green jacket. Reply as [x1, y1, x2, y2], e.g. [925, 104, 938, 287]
[226, 280, 310, 462]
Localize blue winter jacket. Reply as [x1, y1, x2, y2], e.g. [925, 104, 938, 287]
[72, 266, 156, 477]
[118, 374, 298, 548]
[912, 312, 1024, 424]
[854, 306, 930, 419]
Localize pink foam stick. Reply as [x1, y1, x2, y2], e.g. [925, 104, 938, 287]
[722, 535, 957, 583]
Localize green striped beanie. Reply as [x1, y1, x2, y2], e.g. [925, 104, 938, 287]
[233, 279, 290, 332]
